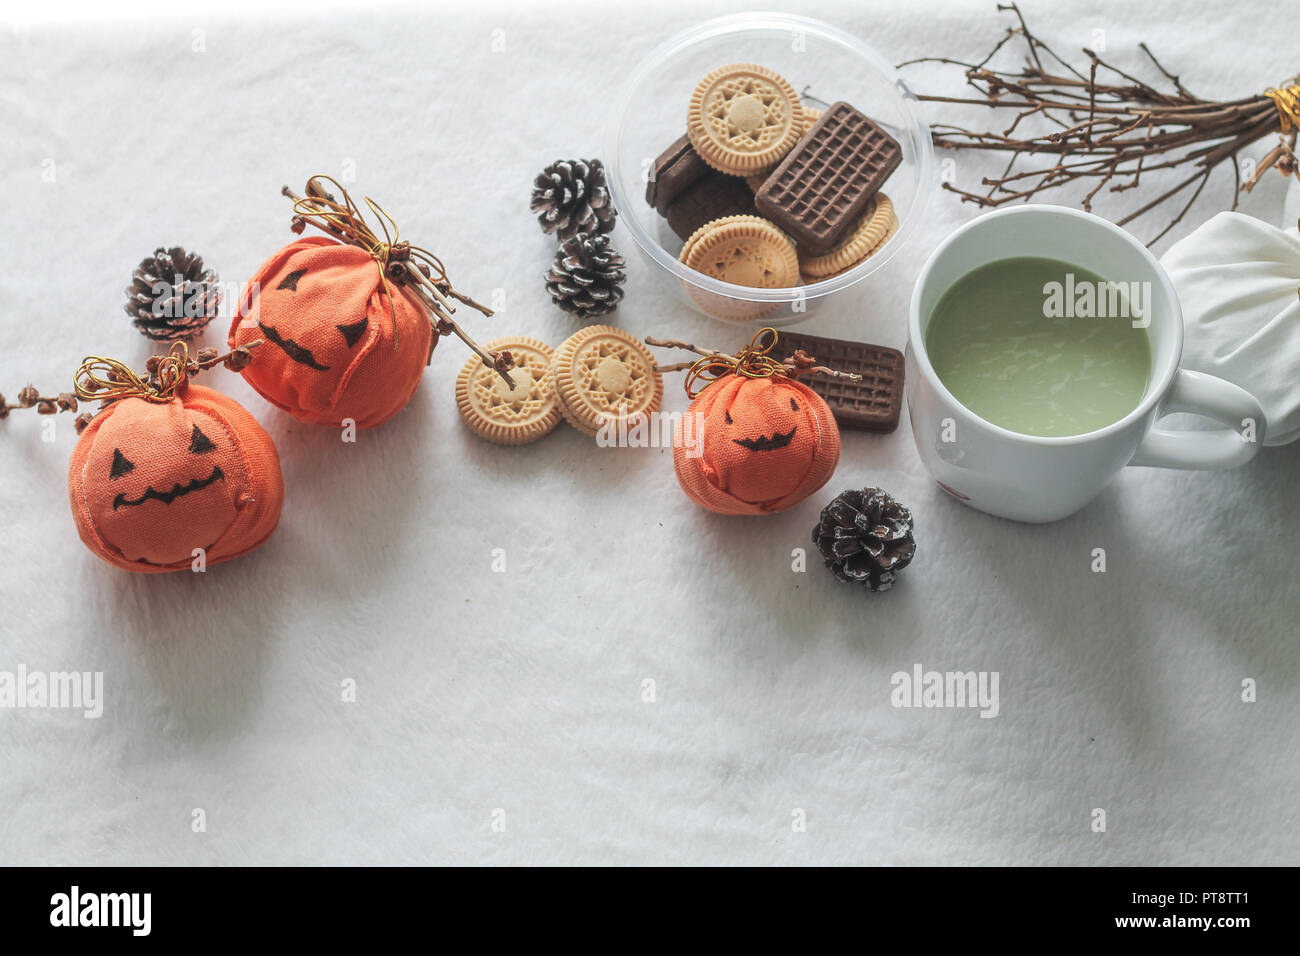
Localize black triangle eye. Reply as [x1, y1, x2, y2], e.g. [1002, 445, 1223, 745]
[189, 424, 216, 454]
[790, 398, 800, 412]
[109, 448, 135, 479]
[337, 317, 368, 348]
[276, 268, 307, 292]
[724, 410, 733, 425]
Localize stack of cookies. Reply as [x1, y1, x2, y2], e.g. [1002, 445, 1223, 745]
[646, 63, 902, 292]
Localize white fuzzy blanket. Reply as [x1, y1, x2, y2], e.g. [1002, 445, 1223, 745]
[1, 0, 1297, 865]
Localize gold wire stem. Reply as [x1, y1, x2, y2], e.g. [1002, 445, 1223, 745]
[645, 328, 861, 399]
[1264, 84, 1300, 135]
[75, 342, 191, 404]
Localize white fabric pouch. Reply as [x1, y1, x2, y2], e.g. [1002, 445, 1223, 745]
[1162, 210, 1300, 445]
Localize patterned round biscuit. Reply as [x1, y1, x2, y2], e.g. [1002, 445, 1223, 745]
[549, 325, 664, 436]
[681, 215, 800, 290]
[800, 221, 898, 282]
[456, 337, 563, 445]
[799, 194, 898, 280]
[687, 63, 804, 175]
[679, 213, 754, 265]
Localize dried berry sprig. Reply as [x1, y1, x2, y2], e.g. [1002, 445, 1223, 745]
[146, 341, 260, 379]
[0, 386, 78, 419]
[0, 385, 92, 432]
[75, 339, 265, 408]
[4, 340, 266, 436]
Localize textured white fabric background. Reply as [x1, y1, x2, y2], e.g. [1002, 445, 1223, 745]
[1, 0, 1297, 866]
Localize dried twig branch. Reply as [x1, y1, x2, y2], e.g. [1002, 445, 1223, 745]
[902, 2, 1298, 244]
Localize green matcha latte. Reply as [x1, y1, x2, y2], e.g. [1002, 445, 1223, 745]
[925, 257, 1152, 438]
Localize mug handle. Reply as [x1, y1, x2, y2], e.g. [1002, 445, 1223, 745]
[1128, 369, 1265, 470]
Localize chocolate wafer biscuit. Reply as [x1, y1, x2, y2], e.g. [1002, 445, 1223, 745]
[744, 107, 823, 193]
[646, 134, 711, 214]
[755, 101, 903, 255]
[770, 330, 904, 432]
[799, 193, 897, 281]
[665, 170, 756, 240]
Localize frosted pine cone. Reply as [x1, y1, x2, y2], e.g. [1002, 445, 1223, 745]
[531, 159, 617, 241]
[545, 233, 626, 318]
[813, 488, 916, 591]
[124, 246, 221, 341]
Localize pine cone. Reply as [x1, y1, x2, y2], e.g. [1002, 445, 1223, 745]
[531, 159, 617, 241]
[813, 488, 916, 592]
[545, 233, 626, 318]
[124, 247, 221, 341]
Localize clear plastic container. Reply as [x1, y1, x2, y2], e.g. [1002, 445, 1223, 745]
[604, 13, 934, 327]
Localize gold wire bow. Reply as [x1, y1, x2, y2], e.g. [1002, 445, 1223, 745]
[285, 175, 500, 371]
[1265, 83, 1300, 136]
[74, 342, 192, 404]
[683, 328, 790, 399]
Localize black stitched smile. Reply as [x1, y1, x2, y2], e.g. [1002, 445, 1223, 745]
[112, 466, 225, 510]
[259, 322, 330, 370]
[732, 427, 796, 452]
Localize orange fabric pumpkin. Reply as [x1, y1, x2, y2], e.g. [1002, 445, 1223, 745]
[229, 236, 434, 428]
[68, 383, 283, 573]
[673, 375, 840, 515]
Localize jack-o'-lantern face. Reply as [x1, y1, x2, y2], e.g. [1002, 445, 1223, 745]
[230, 236, 434, 429]
[674, 375, 840, 515]
[68, 384, 283, 573]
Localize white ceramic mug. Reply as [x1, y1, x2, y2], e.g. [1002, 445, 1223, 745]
[905, 205, 1265, 523]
